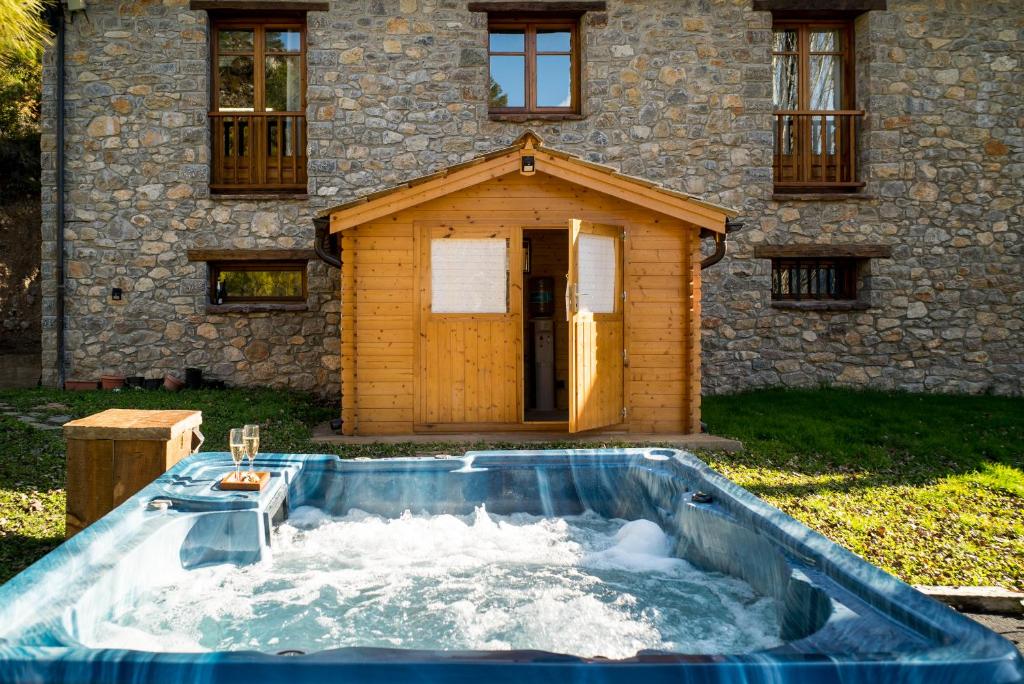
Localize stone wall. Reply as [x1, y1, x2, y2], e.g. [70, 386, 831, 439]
[1, 199, 41, 354]
[40, 0, 1023, 397]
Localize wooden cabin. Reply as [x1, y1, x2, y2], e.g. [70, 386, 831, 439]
[320, 132, 737, 436]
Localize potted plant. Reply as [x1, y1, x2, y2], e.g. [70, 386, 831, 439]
[100, 374, 126, 390]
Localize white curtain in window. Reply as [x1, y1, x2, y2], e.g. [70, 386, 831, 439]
[431, 239, 508, 313]
[577, 234, 616, 314]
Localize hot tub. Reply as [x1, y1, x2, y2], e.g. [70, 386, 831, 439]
[0, 449, 1020, 683]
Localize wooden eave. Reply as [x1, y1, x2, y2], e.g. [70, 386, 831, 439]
[321, 132, 736, 234]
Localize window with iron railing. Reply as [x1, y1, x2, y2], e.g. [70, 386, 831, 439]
[210, 18, 307, 193]
[772, 20, 864, 192]
[771, 258, 858, 301]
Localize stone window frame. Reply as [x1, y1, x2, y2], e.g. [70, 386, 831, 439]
[753, 244, 891, 311]
[187, 249, 314, 313]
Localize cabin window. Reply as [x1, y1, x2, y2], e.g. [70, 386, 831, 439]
[209, 261, 307, 303]
[772, 18, 864, 192]
[210, 17, 307, 193]
[770, 257, 857, 301]
[488, 19, 579, 116]
[431, 239, 509, 313]
[576, 233, 617, 314]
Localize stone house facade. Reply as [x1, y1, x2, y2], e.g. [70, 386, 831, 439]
[40, 0, 1023, 399]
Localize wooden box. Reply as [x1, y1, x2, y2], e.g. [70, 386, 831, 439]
[63, 409, 203, 537]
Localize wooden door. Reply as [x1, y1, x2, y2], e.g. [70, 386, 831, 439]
[417, 224, 522, 428]
[568, 220, 624, 433]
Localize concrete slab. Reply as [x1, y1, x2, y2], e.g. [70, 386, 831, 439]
[916, 586, 1024, 615]
[309, 423, 743, 452]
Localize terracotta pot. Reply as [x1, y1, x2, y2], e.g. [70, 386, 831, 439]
[65, 380, 97, 391]
[100, 374, 126, 390]
[163, 374, 185, 391]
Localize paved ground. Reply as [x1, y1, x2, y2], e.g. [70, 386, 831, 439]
[966, 613, 1024, 655]
[0, 401, 71, 431]
[310, 422, 744, 452]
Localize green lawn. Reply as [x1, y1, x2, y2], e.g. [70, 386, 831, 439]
[0, 387, 1021, 589]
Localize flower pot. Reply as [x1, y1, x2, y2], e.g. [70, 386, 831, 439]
[126, 376, 145, 389]
[143, 378, 163, 390]
[100, 374, 126, 390]
[65, 380, 98, 391]
[163, 374, 185, 391]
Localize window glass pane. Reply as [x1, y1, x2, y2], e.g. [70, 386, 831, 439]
[217, 268, 303, 299]
[266, 30, 301, 52]
[577, 234, 617, 314]
[218, 29, 253, 52]
[536, 55, 572, 108]
[489, 55, 525, 108]
[772, 54, 798, 109]
[431, 239, 508, 314]
[772, 29, 797, 52]
[218, 56, 254, 111]
[489, 30, 524, 52]
[809, 54, 842, 109]
[536, 29, 570, 52]
[810, 29, 839, 52]
[265, 55, 302, 111]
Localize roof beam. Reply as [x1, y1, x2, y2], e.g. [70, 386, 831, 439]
[534, 152, 727, 233]
[329, 154, 522, 232]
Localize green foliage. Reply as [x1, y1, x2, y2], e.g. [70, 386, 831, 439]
[219, 269, 303, 299]
[0, 0, 50, 69]
[0, 0, 47, 201]
[488, 77, 509, 108]
[0, 387, 1021, 589]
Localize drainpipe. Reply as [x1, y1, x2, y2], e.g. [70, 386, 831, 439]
[700, 218, 744, 270]
[312, 215, 343, 432]
[313, 216, 340, 268]
[47, 4, 67, 388]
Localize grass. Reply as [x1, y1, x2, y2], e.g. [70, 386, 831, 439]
[0, 387, 1021, 589]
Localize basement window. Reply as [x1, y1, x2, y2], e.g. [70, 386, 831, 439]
[210, 261, 307, 304]
[770, 257, 857, 301]
[754, 244, 890, 311]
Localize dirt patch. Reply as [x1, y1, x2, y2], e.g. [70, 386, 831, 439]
[0, 198, 40, 355]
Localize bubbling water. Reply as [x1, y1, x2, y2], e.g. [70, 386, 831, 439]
[85, 506, 783, 658]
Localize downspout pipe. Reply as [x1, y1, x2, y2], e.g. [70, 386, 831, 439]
[700, 218, 744, 270]
[46, 4, 67, 388]
[312, 215, 342, 432]
[313, 216, 340, 268]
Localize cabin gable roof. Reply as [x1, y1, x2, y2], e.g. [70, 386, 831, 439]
[320, 131, 737, 234]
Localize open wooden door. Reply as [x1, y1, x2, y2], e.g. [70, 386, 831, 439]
[567, 220, 624, 433]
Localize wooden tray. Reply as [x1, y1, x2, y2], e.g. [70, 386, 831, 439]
[219, 471, 270, 491]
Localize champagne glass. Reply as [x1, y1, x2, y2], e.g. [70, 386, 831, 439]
[243, 424, 259, 480]
[229, 428, 245, 482]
